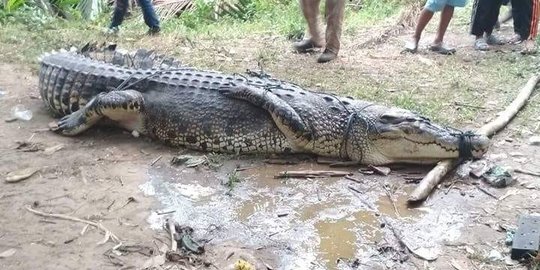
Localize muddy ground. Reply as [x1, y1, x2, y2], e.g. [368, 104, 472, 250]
[1, 9, 540, 270]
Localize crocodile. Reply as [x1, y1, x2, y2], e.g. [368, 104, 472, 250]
[37, 46, 490, 165]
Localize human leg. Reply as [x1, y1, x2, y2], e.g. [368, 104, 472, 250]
[484, 0, 504, 45]
[318, 0, 345, 63]
[403, 6, 435, 53]
[294, 0, 324, 53]
[523, 0, 539, 54]
[429, 4, 457, 54]
[511, 0, 531, 42]
[109, 0, 130, 29]
[137, 0, 161, 33]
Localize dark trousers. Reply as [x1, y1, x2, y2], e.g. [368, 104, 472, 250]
[110, 0, 160, 29]
[511, 0, 537, 39]
[470, 0, 503, 36]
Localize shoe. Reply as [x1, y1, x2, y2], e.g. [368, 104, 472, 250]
[485, 34, 505, 45]
[317, 49, 337, 63]
[474, 38, 489, 51]
[293, 39, 322, 53]
[103, 27, 119, 36]
[147, 27, 161, 36]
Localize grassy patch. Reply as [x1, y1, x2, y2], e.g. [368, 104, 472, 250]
[225, 169, 243, 191]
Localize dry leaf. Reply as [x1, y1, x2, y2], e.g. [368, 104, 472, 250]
[0, 248, 16, 258]
[44, 144, 64, 155]
[142, 254, 166, 268]
[450, 259, 467, 270]
[5, 167, 39, 183]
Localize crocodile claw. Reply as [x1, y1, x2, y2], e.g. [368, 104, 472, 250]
[55, 111, 87, 136]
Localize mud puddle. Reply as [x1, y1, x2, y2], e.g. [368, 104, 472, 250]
[139, 157, 471, 269]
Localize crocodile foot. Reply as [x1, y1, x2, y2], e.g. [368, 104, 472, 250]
[56, 110, 91, 136]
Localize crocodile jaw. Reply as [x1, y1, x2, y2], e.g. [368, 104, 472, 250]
[363, 136, 490, 165]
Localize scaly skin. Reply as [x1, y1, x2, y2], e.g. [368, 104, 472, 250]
[38, 48, 490, 165]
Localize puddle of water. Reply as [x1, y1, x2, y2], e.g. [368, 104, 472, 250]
[140, 160, 469, 269]
[316, 218, 357, 267]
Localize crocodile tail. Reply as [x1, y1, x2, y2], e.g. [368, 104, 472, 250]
[37, 49, 134, 117]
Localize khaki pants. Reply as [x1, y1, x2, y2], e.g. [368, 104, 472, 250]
[299, 0, 345, 53]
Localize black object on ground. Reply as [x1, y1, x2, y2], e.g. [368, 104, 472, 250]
[511, 215, 540, 260]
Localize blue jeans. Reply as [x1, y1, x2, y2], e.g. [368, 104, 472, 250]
[110, 0, 160, 29]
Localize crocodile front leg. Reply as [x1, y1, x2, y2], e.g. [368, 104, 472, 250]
[219, 84, 312, 149]
[56, 89, 144, 136]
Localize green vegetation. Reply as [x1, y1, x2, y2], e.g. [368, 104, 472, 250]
[225, 169, 242, 192]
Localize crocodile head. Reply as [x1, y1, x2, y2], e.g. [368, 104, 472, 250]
[349, 108, 490, 165]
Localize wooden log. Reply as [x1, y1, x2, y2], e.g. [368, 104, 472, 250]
[275, 170, 351, 179]
[408, 74, 540, 202]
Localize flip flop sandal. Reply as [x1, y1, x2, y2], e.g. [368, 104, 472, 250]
[486, 35, 505, 45]
[429, 43, 456, 55]
[521, 48, 537, 55]
[474, 39, 489, 51]
[508, 34, 524, 45]
[521, 43, 537, 55]
[401, 41, 418, 54]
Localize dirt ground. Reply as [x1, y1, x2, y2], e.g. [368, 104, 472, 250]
[1, 11, 540, 270]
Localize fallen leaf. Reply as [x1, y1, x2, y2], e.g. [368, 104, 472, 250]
[368, 165, 391, 176]
[529, 136, 540, 145]
[44, 144, 64, 155]
[499, 189, 519, 201]
[0, 248, 16, 258]
[142, 254, 165, 268]
[5, 167, 39, 183]
[410, 247, 439, 261]
[450, 259, 467, 270]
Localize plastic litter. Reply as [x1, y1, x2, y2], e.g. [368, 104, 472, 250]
[487, 250, 503, 261]
[529, 136, 540, 146]
[482, 166, 514, 188]
[10, 105, 33, 121]
[505, 230, 515, 246]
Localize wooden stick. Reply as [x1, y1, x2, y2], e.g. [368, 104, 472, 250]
[515, 168, 540, 177]
[167, 219, 177, 252]
[25, 206, 121, 244]
[408, 74, 540, 202]
[275, 170, 351, 179]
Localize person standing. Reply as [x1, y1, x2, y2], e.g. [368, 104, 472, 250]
[403, 0, 467, 55]
[293, 0, 346, 63]
[511, 0, 539, 54]
[105, 0, 161, 35]
[470, 0, 505, 51]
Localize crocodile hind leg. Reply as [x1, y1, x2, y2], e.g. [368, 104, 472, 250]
[56, 90, 144, 136]
[219, 84, 313, 148]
